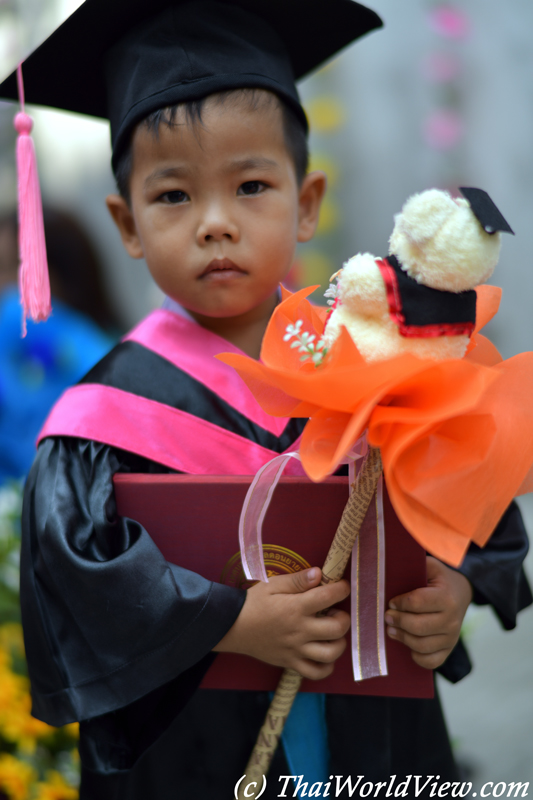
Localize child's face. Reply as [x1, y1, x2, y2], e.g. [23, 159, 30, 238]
[107, 94, 325, 323]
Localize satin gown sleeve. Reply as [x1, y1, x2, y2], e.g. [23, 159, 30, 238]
[437, 500, 532, 684]
[21, 436, 246, 731]
[458, 500, 532, 629]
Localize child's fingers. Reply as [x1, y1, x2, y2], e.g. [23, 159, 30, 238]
[268, 568, 323, 595]
[388, 587, 444, 615]
[387, 626, 450, 655]
[299, 579, 351, 615]
[411, 649, 452, 670]
[268, 571, 350, 613]
[301, 636, 347, 665]
[384, 609, 446, 637]
[306, 608, 351, 641]
[389, 557, 473, 616]
[294, 659, 336, 681]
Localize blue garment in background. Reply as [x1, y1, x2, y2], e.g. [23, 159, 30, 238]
[0, 286, 113, 481]
[270, 691, 329, 796]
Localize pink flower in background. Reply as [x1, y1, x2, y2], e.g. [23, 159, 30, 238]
[423, 109, 463, 150]
[422, 52, 461, 83]
[428, 6, 471, 40]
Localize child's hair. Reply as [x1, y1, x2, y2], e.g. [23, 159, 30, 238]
[114, 88, 309, 204]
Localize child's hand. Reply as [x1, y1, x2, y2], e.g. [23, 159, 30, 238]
[384, 556, 473, 670]
[213, 567, 350, 680]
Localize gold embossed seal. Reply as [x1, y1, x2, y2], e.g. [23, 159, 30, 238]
[220, 545, 311, 589]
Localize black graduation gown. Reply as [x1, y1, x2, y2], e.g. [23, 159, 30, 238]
[21, 315, 532, 800]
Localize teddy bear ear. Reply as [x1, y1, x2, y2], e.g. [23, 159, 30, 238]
[459, 187, 514, 235]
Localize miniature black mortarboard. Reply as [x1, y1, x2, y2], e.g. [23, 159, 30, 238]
[459, 187, 514, 235]
[0, 0, 382, 167]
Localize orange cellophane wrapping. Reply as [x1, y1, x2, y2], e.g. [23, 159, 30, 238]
[217, 284, 533, 567]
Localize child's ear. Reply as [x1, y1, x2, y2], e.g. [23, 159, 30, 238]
[297, 171, 328, 242]
[106, 194, 144, 259]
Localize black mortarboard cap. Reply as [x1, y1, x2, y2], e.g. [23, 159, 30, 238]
[459, 187, 514, 235]
[0, 0, 382, 170]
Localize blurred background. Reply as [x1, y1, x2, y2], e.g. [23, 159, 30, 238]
[0, 0, 532, 796]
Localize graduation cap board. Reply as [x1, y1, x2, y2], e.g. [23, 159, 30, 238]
[0, 0, 382, 331]
[460, 187, 514, 235]
[0, 0, 383, 167]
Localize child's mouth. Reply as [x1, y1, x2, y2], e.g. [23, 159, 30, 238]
[200, 258, 246, 280]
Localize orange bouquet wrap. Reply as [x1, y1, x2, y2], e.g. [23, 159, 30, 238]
[218, 284, 533, 567]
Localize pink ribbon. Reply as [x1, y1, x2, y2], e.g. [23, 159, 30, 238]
[238, 438, 388, 681]
[351, 475, 388, 680]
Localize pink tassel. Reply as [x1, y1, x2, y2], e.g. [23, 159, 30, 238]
[14, 63, 50, 337]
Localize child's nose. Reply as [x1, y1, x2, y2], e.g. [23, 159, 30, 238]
[197, 205, 240, 243]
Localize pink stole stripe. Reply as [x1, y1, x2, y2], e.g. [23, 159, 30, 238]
[124, 309, 289, 438]
[37, 384, 304, 476]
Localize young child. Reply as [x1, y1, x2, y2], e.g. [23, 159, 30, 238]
[1, 1, 531, 798]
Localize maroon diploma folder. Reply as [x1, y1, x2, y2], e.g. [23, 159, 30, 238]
[113, 474, 434, 698]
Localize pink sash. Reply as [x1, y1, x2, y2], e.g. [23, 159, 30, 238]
[38, 309, 304, 475]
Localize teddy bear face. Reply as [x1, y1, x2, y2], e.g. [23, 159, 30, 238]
[389, 189, 501, 293]
[323, 188, 503, 363]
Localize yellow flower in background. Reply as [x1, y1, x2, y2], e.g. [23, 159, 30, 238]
[62, 724, 79, 742]
[0, 625, 25, 664]
[0, 752, 36, 800]
[0, 623, 80, 792]
[297, 250, 335, 289]
[305, 96, 346, 132]
[1, 695, 54, 755]
[0, 657, 54, 753]
[0, 624, 55, 753]
[316, 196, 341, 235]
[34, 771, 78, 800]
[309, 154, 340, 188]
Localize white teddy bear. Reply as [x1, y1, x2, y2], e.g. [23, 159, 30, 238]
[323, 188, 510, 362]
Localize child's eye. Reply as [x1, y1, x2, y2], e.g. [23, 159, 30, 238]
[238, 181, 267, 196]
[159, 190, 189, 204]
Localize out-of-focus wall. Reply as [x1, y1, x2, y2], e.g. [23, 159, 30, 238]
[302, 5, 533, 785]
[1, 0, 533, 347]
[300, 0, 533, 359]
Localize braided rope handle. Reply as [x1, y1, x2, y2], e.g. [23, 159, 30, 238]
[236, 447, 383, 799]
